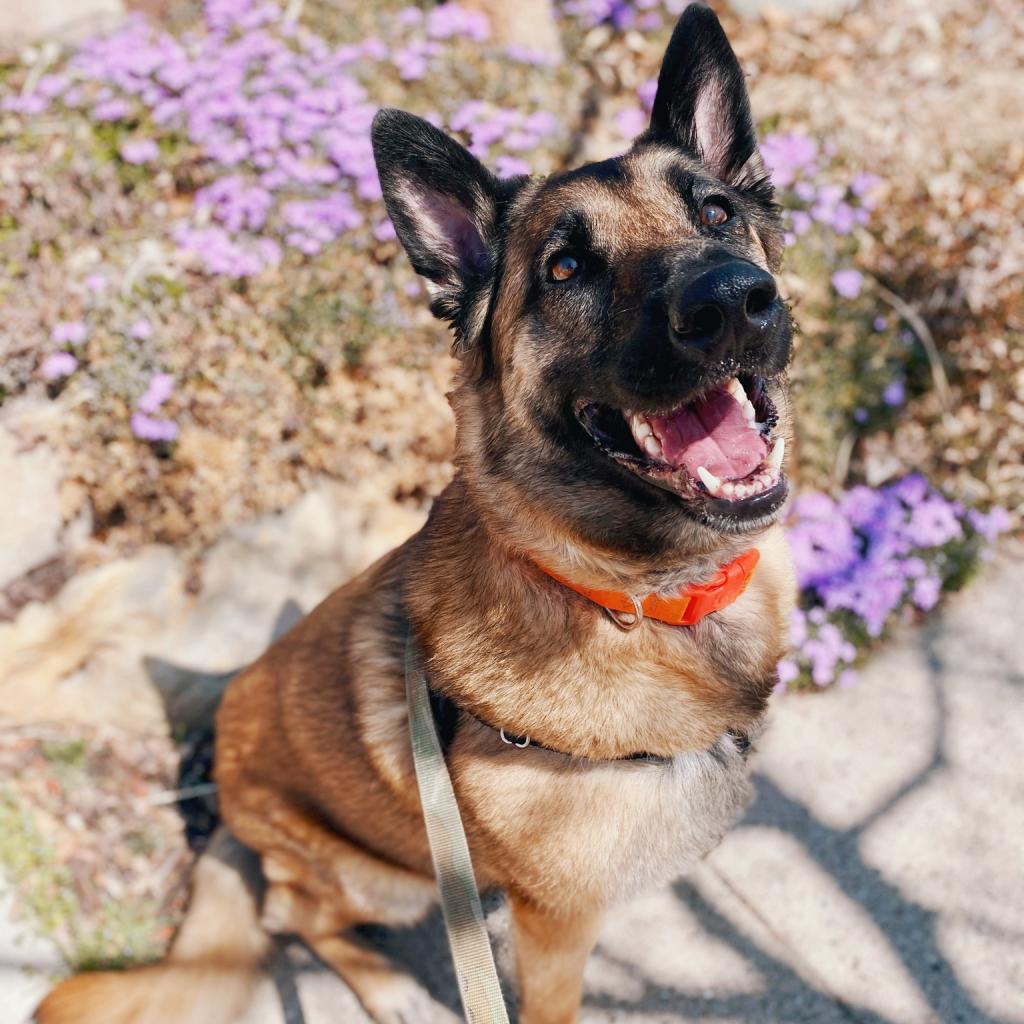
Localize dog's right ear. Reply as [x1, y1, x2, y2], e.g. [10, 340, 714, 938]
[372, 108, 502, 351]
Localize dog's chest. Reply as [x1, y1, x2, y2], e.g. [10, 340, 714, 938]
[454, 732, 753, 911]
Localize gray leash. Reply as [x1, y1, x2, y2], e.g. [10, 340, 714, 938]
[404, 637, 510, 1024]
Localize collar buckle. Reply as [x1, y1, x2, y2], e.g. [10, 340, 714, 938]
[676, 549, 760, 625]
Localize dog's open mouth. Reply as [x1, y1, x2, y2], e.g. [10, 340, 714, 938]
[577, 375, 786, 514]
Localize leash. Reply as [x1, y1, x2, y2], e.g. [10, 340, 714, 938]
[404, 636, 510, 1024]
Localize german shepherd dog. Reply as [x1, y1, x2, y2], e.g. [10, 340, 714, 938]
[38, 5, 795, 1023]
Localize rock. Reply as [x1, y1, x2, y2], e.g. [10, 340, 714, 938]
[0, 546, 186, 733]
[0, 480, 424, 734]
[155, 481, 424, 680]
[0, 887, 64, 1024]
[0, 0, 123, 44]
[730, 0, 859, 17]
[0, 427, 65, 593]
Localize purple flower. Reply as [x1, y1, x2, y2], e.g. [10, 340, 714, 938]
[52, 321, 89, 345]
[93, 98, 133, 121]
[784, 476, 999, 688]
[889, 473, 928, 506]
[777, 659, 799, 685]
[41, 352, 79, 381]
[174, 224, 281, 276]
[506, 44, 557, 66]
[129, 318, 153, 340]
[36, 73, 70, 99]
[196, 176, 273, 232]
[374, 218, 396, 242]
[120, 138, 160, 164]
[967, 507, 1011, 543]
[882, 379, 905, 407]
[790, 210, 813, 236]
[905, 498, 962, 548]
[829, 202, 856, 235]
[137, 372, 175, 413]
[831, 269, 864, 299]
[911, 575, 941, 611]
[360, 37, 388, 60]
[638, 78, 658, 111]
[873, 316, 888, 331]
[131, 412, 179, 442]
[615, 107, 647, 140]
[850, 171, 881, 198]
[761, 132, 819, 188]
[494, 155, 531, 178]
[787, 494, 860, 589]
[281, 194, 362, 252]
[425, 4, 489, 41]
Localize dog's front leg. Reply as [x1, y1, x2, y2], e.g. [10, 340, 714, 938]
[509, 894, 602, 1024]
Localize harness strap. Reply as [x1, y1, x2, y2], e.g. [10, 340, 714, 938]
[405, 637, 510, 1024]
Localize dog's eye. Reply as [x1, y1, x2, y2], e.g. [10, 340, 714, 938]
[548, 253, 579, 282]
[700, 201, 731, 227]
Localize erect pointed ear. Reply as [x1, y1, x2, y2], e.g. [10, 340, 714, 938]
[647, 4, 766, 192]
[372, 108, 503, 351]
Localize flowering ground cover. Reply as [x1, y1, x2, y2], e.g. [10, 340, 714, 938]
[0, 0, 1019, 664]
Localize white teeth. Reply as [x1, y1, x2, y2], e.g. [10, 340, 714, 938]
[697, 466, 722, 494]
[629, 412, 652, 441]
[643, 435, 663, 458]
[767, 437, 785, 472]
[720, 481, 736, 498]
[725, 378, 758, 426]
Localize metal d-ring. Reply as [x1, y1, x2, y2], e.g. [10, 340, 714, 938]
[500, 728, 531, 749]
[605, 595, 645, 632]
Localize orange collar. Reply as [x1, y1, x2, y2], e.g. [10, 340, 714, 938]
[532, 548, 760, 628]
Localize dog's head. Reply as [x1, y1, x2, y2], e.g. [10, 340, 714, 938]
[373, 4, 792, 568]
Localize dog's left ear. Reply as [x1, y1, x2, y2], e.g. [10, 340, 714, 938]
[647, 4, 765, 191]
[372, 108, 503, 351]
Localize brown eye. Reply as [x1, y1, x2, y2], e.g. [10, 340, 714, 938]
[549, 253, 579, 282]
[700, 201, 730, 227]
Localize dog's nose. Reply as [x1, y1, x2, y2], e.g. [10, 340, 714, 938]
[668, 260, 778, 361]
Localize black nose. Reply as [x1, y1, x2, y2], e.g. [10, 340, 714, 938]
[669, 260, 779, 361]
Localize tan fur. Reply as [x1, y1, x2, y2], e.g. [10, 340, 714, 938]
[38, 33, 796, 1022]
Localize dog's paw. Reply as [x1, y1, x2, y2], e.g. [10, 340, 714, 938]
[360, 973, 459, 1024]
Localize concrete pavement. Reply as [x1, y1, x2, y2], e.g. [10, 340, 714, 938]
[4, 549, 1022, 1024]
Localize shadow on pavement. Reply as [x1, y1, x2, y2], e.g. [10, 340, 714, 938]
[122, 596, 1014, 1024]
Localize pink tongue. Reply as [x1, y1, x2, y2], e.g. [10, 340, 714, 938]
[650, 387, 767, 481]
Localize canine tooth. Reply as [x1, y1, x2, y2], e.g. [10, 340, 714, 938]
[629, 413, 651, 440]
[697, 466, 721, 494]
[743, 400, 757, 423]
[767, 437, 785, 472]
[643, 435, 663, 458]
[726, 378, 746, 403]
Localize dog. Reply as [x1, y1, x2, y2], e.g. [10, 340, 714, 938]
[37, 5, 795, 1023]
